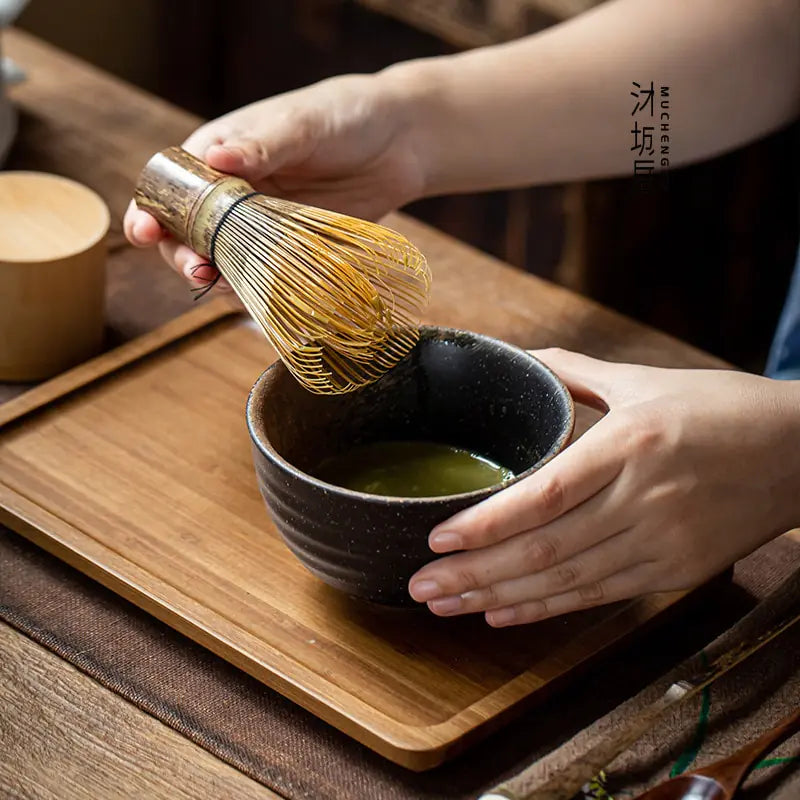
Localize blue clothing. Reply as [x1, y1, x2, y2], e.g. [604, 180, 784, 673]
[766, 249, 800, 380]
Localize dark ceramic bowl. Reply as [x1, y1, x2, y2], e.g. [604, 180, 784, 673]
[246, 326, 574, 606]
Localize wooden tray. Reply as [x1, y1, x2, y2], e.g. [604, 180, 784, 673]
[0, 297, 695, 770]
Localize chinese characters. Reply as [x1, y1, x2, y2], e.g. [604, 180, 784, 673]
[631, 81, 671, 188]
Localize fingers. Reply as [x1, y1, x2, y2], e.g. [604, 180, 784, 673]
[411, 485, 628, 602]
[125, 123, 308, 250]
[532, 347, 663, 413]
[204, 140, 276, 184]
[123, 200, 164, 247]
[157, 239, 231, 291]
[484, 562, 658, 627]
[126, 98, 318, 248]
[123, 127, 223, 248]
[203, 120, 313, 186]
[179, 131, 216, 159]
[123, 206, 228, 291]
[427, 416, 625, 555]
[423, 526, 649, 616]
[158, 240, 202, 277]
[530, 348, 625, 411]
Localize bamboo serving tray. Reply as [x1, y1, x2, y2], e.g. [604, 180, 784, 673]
[0, 297, 698, 770]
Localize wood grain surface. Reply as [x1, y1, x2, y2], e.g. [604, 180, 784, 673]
[0, 296, 239, 428]
[0, 24, 732, 783]
[0, 309, 713, 770]
[0, 172, 110, 382]
[0, 621, 280, 800]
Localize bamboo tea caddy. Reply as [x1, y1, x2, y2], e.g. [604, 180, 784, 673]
[134, 146, 431, 394]
[0, 171, 109, 382]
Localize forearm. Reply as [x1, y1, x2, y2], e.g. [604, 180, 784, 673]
[772, 379, 800, 535]
[382, 0, 800, 195]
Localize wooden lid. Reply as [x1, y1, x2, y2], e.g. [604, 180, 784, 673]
[0, 172, 110, 263]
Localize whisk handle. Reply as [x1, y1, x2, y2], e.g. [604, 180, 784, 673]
[134, 146, 253, 258]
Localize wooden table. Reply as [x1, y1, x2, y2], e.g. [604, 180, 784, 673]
[0, 28, 731, 800]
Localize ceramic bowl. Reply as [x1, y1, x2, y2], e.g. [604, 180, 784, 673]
[246, 326, 574, 606]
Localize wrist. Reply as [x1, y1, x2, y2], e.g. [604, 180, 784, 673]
[377, 56, 459, 199]
[768, 378, 800, 534]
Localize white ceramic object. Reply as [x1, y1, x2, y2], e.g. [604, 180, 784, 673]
[0, 0, 29, 167]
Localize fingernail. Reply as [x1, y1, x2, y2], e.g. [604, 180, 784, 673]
[487, 608, 516, 627]
[429, 595, 463, 615]
[429, 531, 462, 552]
[186, 263, 216, 283]
[409, 579, 441, 602]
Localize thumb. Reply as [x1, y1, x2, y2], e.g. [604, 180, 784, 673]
[529, 348, 636, 411]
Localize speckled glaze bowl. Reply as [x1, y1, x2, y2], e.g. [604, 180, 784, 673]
[246, 326, 575, 606]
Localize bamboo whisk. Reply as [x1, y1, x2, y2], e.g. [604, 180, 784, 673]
[134, 147, 430, 393]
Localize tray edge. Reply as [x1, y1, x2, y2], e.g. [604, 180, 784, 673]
[0, 296, 241, 430]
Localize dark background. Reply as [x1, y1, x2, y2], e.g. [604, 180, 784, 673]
[17, 0, 800, 370]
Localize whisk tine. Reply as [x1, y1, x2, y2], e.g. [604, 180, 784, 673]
[135, 146, 430, 394]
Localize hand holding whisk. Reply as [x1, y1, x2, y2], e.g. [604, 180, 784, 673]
[134, 147, 431, 394]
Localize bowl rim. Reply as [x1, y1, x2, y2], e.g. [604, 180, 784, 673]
[246, 325, 576, 505]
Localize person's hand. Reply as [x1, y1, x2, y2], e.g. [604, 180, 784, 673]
[409, 350, 800, 626]
[123, 71, 430, 289]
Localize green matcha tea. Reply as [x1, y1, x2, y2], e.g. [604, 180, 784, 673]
[315, 440, 514, 498]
